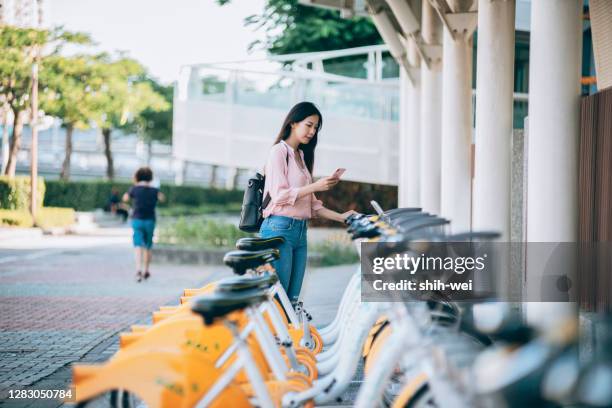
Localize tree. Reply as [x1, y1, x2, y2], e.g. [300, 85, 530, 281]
[0, 26, 89, 176]
[40, 54, 103, 180]
[130, 79, 173, 164]
[217, 0, 381, 55]
[0, 26, 46, 176]
[92, 56, 168, 180]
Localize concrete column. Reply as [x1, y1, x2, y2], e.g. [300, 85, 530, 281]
[526, 0, 582, 325]
[420, 0, 443, 215]
[473, 0, 516, 240]
[440, 8, 474, 232]
[398, 38, 421, 208]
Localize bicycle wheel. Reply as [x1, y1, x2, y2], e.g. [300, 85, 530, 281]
[408, 386, 437, 408]
[120, 390, 147, 408]
[391, 384, 438, 408]
[75, 389, 121, 408]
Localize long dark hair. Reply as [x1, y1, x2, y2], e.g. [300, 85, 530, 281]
[273, 101, 322, 174]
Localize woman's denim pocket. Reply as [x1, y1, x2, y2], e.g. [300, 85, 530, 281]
[268, 216, 293, 231]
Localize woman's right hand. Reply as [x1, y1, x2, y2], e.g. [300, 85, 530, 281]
[313, 176, 339, 192]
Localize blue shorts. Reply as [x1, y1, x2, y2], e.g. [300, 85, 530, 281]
[132, 219, 155, 249]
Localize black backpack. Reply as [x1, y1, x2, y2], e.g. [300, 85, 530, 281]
[238, 148, 289, 233]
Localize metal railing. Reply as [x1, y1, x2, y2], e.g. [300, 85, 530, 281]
[177, 45, 400, 121]
[174, 46, 402, 185]
[174, 45, 530, 186]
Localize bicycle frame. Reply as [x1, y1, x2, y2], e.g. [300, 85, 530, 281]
[197, 320, 275, 408]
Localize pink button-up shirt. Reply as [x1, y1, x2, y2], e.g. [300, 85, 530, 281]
[262, 140, 324, 219]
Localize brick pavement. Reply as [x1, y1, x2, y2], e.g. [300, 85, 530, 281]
[0, 231, 360, 407]
[0, 241, 229, 407]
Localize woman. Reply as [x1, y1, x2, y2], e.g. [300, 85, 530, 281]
[260, 101, 356, 306]
[123, 167, 165, 282]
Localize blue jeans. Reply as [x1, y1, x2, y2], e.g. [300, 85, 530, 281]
[259, 215, 308, 303]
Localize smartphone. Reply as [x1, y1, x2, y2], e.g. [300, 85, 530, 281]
[331, 168, 346, 179]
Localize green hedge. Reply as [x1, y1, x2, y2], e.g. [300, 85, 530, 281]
[0, 209, 34, 227]
[43, 180, 244, 211]
[310, 240, 359, 266]
[158, 185, 243, 207]
[158, 218, 252, 248]
[157, 203, 243, 217]
[36, 207, 77, 229]
[0, 207, 75, 228]
[0, 176, 46, 210]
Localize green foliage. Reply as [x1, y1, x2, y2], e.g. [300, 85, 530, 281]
[217, 0, 381, 55]
[157, 203, 242, 217]
[40, 54, 105, 130]
[90, 56, 168, 132]
[0, 26, 48, 113]
[310, 239, 359, 266]
[0, 176, 45, 210]
[85, 55, 171, 179]
[43, 180, 243, 211]
[0, 209, 33, 227]
[35, 207, 76, 229]
[132, 79, 173, 144]
[43, 180, 128, 210]
[202, 76, 227, 95]
[158, 185, 243, 207]
[0, 207, 75, 228]
[0, 26, 91, 113]
[158, 218, 252, 248]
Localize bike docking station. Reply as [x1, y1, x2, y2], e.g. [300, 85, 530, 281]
[70, 201, 609, 408]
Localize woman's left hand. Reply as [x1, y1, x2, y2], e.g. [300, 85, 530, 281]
[341, 210, 358, 221]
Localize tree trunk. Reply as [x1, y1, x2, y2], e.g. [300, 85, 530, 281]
[102, 128, 114, 180]
[210, 165, 218, 188]
[4, 109, 24, 177]
[60, 123, 73, 181]
[146, 140, 153, 166]
[233, 168, 240, 190]
[1, 106, 11, 174]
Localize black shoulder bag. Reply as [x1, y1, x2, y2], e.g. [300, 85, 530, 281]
[238, 148, 289, 233]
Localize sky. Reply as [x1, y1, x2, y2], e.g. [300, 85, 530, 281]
[44, 0, 267, 85]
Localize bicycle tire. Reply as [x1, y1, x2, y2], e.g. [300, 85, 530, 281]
[75, 389, 120, 408]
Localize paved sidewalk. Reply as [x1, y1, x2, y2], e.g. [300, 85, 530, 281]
[302, 263, 363, 407]
[0, 227, 360, 407]
[0, 232, 230, 408]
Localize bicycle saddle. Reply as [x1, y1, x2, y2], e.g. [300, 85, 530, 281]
[216, 273, 279, 292]
[235, 236, 285, 251]
[223, 249, 280, 275]
[191, 288, 269, 325]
